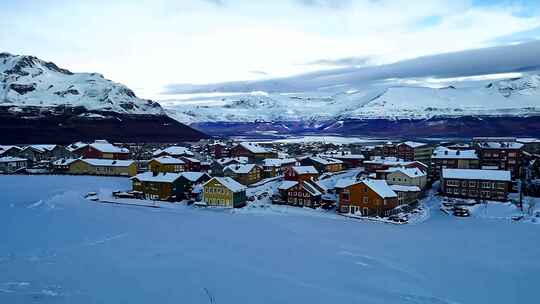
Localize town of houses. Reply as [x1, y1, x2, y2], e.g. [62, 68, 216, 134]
[1, 136, 540, 223]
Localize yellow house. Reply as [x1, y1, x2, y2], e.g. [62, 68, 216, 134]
[202, 177, 247, 208]
[148, 156, 186, 173]
[69, 159, 137, 177]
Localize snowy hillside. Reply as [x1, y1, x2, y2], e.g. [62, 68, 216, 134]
[164, 75, 540, 123]
[0, 52, 164, 115]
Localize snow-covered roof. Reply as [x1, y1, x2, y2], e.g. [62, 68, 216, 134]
[390, 185, 421, 192]
[334, 178, 359, 189]
[237, 142, 273, 154]
[131, 172, 182, 183]
[399, 141, 428, 148]
[180, 172, 210, 182]
[383, 167, 426, 178]
[263, 158, 297, 167]
[24, 144, 57, 153]
[517, 138, 540, 144]
[363, 179, 397, 198]
[224, 163, 258, 174]
[181, 157, 201, 163]
[329, 153, 365, 160]
[442, 169, 511, 181]
[0, 156, 27, 163]
[153, 146, 194, 157]
[89, 141, 129, 154]
[205, 177, 246, 193]
[309, 156, 343, 165]
[364, 157, 410, 166]
[67, 142, 88, 152]
[278, 180, 298, 190]
[0, 145, 21, 152]
[477, 142, 524, 150]
[432, 147, 478, 160]
[215, 157, 249, 166]
[302, 181, 322, 196]
[292, 166, 319, 175]
[152, 156, 185, 165]
[52, 158, 78, 166]
[81, 159, 134, 167]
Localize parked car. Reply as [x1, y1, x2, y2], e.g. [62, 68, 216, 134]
[453, 207, 470, 217]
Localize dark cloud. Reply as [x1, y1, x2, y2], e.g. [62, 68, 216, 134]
[164, 40, 540, 94]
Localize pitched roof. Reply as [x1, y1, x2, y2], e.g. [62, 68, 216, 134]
[131, 172, 183, 183]
[80, 159, 134, 167]
[224, 163, 258, 174]
[309, 156, 343, 165]
[215, 157, 249, 166]
[180, 172, 210, 182]
[363, 179, 397, 198]
[89, 141, 129, 154]
[384, 167, 426, 178]
[237, 142, 273, 154]
[292, 166, 318, 175]
[0, 145, 21, 152]
[23, 145, 57, 153]
[390, 185, 421, 192]
[153, 146, 194, 157]
[400, 141, 428, 148]
[278, 180, 298, 190]
[432, 147, 478, 160]
[205, 177, 246, 193]
[301, 181, 323, 196]
[52, 158, 79, 166]
[263, 158, 297, 167]
[334, 178, 359, 189]
[442, 169, 511, 181]
[152, 156, 185, 165]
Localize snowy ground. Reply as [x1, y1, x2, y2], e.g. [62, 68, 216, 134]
[1, 175, 539, 303]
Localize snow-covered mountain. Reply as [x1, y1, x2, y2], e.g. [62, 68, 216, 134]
[164, 75, 540, 124]
[0, 52, 163, 114]
[0, 53, 207, 144]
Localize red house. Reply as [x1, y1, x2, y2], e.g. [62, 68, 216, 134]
[284, 166, 319, 182]
[73, 140, 130, 160]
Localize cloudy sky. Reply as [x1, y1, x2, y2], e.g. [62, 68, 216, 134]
[2, 0, 540, 97]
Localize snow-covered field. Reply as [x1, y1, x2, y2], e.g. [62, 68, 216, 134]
[1, 175, 539, 303]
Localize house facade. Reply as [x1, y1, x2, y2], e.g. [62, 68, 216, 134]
[474, 141, 523, 179]
[0, 157, 28, 173]
[284, 166, 319, 182]
[148, 156, 186, 173]
[381, 167, 427, 189]
[203, 177, 247, 208]
[396, 141, 433, 163]
[223, 164, 262, 185]
[131, 172, 184, 201]
[262, 158, 297, 177]
[230, 142, 277, 162]
[299, 156, 343, 173]
[440, 168, 511, 201]
[277, 180, 323, 208]
[336, 179, 398, 216]
[430, 148, 480, 180]
[69, 159, 137, 176]
[390, 185, 422, 205]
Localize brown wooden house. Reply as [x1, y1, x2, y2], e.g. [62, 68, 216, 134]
[441, 168, 511, 201]
[336, 179, 398, 216]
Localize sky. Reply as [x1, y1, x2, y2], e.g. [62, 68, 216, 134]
[1, 0, 540, 98]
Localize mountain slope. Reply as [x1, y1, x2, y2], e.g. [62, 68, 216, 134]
[0, 52, 207, 144]
[165, 75, 540, 124]
[0, 52, 164, 114]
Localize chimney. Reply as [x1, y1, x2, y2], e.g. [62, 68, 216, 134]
[444, 150, 448, 155]
[456, 150, 460, 155]
[152, 171, 158, 176]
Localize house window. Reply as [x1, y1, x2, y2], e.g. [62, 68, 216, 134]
[363, 197, 368, 203]
[469, 181, 476, 187]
